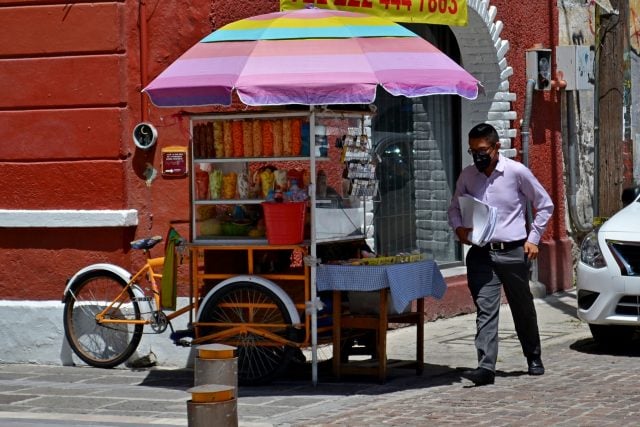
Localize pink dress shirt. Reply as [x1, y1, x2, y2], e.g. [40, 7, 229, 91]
[448, 153, 554, 245]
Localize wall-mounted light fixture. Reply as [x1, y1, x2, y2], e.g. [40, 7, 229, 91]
[132, 122, 158, 150]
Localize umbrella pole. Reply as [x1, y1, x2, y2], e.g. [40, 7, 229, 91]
[309, 107, 318, 386]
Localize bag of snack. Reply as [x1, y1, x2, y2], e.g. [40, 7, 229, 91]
[262, 120, 274, 157]
[291, 118, 302, 156]
[282, 118, 292, 156]
[252, 120, 262, 157]
[195, 168, 210, 199]
[272, 119, 283, 157]
[259, 168, 275, 198]
[232, 121, 243, 157]
[209, 169, 223, 199]
[237, 171, 250, 199]
[214, 121, 224, 158]
[223, 121, 233, 157]
[274, 169, 288, 191]
[222, 172, 238, 199]
[242, 120, 253, 157]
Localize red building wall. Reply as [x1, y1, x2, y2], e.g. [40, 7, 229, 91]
[0, 0, 211, 299]
[492, 0, 572, 292]
[0, 0, 570, 300]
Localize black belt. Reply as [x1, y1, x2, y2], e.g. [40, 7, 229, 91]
[486, 239, 527, 251]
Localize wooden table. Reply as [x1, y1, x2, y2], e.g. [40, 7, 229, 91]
[316, 260, 447, 382]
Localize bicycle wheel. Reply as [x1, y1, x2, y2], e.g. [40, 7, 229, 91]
[198, 282, 296, 385]
[63, 271, 143, 368]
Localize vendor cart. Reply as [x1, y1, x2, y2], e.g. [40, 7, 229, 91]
[139, 8, 480, 385]
[187, 109, 377, 384]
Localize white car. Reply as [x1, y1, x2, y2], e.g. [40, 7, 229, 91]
[576, 187, 640, 345]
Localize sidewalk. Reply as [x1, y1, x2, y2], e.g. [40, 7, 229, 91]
[2, 290, 628, 427]
[240, 290, 589, 426]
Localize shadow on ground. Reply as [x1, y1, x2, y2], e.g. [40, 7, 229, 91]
[542, 291, 579, 319]
[238, 359, 466, 398]
[139, 367, 194, 390]
[135, 360, 466, 396]
[570, 336, 640, 357]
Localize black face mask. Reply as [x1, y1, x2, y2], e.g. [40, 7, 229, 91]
[472, 151, 492, 172]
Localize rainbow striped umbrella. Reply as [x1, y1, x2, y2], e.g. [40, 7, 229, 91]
[143, 8, 480, 107]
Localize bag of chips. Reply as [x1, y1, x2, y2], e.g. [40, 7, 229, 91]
[232, 121, 243, 157]
[252, 120, 262, 157]
[242, 120, 253, 157]
[291, 118, 302, 155]
[222, 172, 237, 199]
[272, 119, 283, 157]
[237, 172, 250, 199]
[214, 121, 224, 158]
[195, 169, 209, 199]
[259, 168, 275, 198]
[274, 169, 288, 191]
[223, 121, 233, 158]
[262, 120, 274, 157]
[282, 118, 292, 156]
[209, 169, 223, 199]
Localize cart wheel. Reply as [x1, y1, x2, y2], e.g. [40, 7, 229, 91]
[288, 337, 336, 380]
[290, 307, 337, 369]
[198, 282, 296, 385]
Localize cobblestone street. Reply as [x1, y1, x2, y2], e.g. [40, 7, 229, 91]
[262, 338, 640, 426]
[0, 292, 639, 426]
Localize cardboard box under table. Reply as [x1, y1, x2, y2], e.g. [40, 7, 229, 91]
[316, 259, 447, 382]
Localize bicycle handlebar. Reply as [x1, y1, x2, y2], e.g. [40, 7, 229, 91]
[130, 235, 188, 251]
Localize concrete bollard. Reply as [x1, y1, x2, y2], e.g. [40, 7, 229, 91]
[193, 343, 238, 388]
[187, 384, 237, 427]
[188, 343, 239, 427]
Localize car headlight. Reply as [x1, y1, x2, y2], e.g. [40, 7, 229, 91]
[580, 230, 607, 268]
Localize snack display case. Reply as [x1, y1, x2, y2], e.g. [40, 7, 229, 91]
[187, 109, 376, 384]
[189, 110, 374, 246]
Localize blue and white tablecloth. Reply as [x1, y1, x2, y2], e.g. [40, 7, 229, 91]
[316, 260, 447, 313]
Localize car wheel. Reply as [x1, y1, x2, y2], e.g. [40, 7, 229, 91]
[588, 324, 637, 347]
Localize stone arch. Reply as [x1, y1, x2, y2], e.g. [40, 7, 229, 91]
[451, 0, 518, 156]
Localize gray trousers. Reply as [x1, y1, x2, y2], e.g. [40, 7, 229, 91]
[466, 245, 541, 372]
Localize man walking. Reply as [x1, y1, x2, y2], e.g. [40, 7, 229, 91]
[447, 123, 554, 386]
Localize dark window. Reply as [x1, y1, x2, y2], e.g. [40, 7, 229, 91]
[371, 24, 462, 264]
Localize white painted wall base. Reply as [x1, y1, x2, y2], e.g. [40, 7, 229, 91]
[0, 209, 138, 227]
[0, 299, 196, 368]
[3, 269, 471, 367]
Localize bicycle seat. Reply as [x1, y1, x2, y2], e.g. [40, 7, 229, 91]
[130, 235, 163, 250]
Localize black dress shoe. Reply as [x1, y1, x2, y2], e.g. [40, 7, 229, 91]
[461, 367, 495, 386]
[527, 358, 545, 375]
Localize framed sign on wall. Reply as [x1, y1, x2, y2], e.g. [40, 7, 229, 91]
[161, 146, 188, 177]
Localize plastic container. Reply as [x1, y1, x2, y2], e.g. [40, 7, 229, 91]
[261, 201, 306, 245]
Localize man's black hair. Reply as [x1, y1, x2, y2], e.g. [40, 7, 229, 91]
[469, 123, 499, 144]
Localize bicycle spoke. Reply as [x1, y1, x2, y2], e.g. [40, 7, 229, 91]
[199, 282, 296, 385]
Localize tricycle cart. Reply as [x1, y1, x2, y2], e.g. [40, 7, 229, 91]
[63, 8, 479, 385]
[63, 108, 381, 386]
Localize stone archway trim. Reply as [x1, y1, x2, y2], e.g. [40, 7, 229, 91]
[462, 0, 518, 157]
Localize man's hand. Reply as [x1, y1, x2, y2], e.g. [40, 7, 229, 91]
[524, 241, 539, 260]
[455, 227, 473, 245]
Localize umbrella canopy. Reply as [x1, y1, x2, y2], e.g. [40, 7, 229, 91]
[143, 8, 480, 107]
